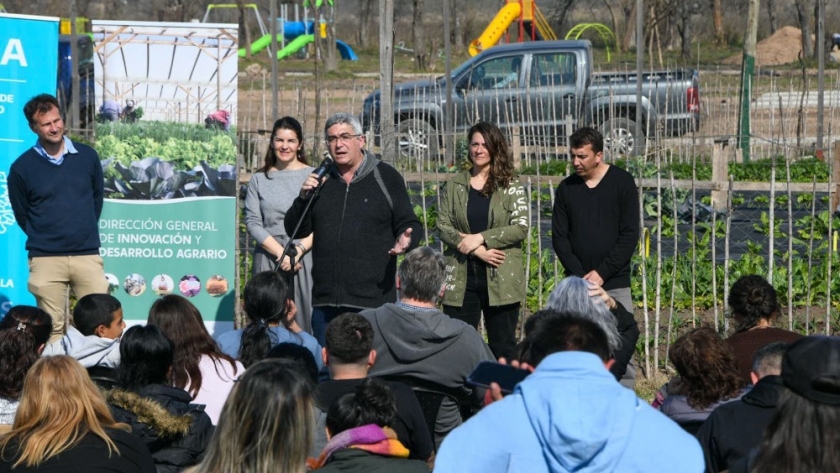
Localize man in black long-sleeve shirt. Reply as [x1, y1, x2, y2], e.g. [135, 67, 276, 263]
[552, 127, 640, 384]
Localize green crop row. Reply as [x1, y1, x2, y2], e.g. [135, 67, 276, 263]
[521, 157, 829, 182]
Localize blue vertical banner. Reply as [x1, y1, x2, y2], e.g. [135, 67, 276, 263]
[0, 14, 59, 316]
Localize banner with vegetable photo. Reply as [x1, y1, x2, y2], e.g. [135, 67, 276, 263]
[92, 21, 238, 333]
[0, 14, 59, 316]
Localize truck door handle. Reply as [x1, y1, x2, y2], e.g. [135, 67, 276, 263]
[505, 97, 518, 102]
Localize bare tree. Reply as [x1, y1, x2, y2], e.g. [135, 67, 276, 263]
[237, 0, 252, 59]
[710, 0, 726, 45]
[324, 3, 338, 71]
[357, 0, 375, 48]
[620, 0, 637, 51]
[796, 0, 815, 57]
[158, 0, 184, 22]
[601, 0, 622, 52]
[677, 2, 696, 60]
[547, 0, 578, 33]
[452, 0, 464, 49]
[766, 0, 779, 34]
[412, 0, 427, 70]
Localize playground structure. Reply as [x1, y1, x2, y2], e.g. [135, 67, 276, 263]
[203, 3, 356, 61]
[565, 23, 616, 61]
[469, 0, 556, 56]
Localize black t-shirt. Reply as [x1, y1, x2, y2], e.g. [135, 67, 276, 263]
[0, 428, 156, 473]
[467, 186, 491, 234]
[317, 378, 434, 460]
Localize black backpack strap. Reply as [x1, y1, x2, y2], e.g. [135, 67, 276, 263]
[372, 162, 394, 211]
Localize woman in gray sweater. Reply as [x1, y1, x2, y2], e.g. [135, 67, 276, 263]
[245, 117, 315, 333]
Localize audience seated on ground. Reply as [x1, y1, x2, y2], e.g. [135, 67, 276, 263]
[0, 306, 51, 430]
[315, 313, 433, 465]
[107, 325, 213, 473]
[215, 271, 322, 369]
[657, 327, 747, 433]
[697, 342, 788, 473]
[185, 359, 314, 473]
[147, 295, 243, 425]
[360, 247, 495, 448]
[544, 276, 639, 381]
[725, 275, 803, 385]
[434, 311, 704, 473]
[729, 335, 840, 473]
[0, 355, 156, 473]
[308, 378, 430, 473]
[41, 294, 124, 379]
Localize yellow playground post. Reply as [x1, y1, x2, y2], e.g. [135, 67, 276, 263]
[468, 0, 557, 56]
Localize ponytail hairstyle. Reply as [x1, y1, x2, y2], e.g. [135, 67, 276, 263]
[0, 306, 52, 400]
[239, 271, 293, 367]
[727, 275, 781, 332]
[0, 305, 52, 346]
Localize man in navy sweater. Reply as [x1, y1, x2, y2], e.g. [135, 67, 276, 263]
[8, 94, 108, 343]
[551, 127, 640, 385]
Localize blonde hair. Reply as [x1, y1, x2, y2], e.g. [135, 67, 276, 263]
[0, 356, 129, 468]
[191, 359, 314, 473]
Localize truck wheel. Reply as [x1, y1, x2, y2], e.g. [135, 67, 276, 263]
[599, 117, 645, 157]
[396, 118, 440, 171]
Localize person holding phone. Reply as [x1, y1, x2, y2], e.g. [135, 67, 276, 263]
[435, 313, 703, 473]
[437, 121, 529, 361]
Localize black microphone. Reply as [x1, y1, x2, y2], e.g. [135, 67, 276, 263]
[302, 155, 334, 199]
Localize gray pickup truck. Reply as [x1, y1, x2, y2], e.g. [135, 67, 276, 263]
[361, 40, 700, 158]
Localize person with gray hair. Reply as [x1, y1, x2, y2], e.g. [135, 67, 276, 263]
[360, 246, 495, 448]
[285, 112, 423, 346]
[544, 276, 638, 383]
[696, 342, 789, 473]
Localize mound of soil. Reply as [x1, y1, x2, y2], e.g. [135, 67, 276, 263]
[724, 26, 813, 67]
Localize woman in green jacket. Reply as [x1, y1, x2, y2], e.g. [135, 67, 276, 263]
[437, 122, 529, 360]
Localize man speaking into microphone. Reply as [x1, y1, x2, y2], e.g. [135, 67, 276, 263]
[285, 112, 422, 345]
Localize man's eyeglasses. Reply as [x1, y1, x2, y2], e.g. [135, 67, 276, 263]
[325, 133, 361, 145]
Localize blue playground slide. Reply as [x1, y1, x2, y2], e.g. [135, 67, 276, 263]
[275, 35, 357, 61]
[241, 19, 357, 61]
[335, 40, 358, 61]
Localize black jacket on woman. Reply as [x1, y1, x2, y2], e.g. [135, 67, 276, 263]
[0, 428, 156, 473]
[108, 384, 214, 473]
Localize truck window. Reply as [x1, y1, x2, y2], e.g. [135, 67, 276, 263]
[466, 55, 524, 91]
[530, 53, 576, 87]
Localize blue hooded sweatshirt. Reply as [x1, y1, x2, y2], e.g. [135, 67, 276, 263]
[435, 351, 704, 473]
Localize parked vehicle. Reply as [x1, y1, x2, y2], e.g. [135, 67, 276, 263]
[361, 40, 700, 160]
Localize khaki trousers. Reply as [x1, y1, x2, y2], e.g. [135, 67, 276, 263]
[28, 255, 109, 343]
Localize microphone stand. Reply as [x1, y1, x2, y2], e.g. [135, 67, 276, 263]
[276, 176, 326, 302]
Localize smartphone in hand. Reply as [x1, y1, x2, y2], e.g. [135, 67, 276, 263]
[467, 361, 531, 394]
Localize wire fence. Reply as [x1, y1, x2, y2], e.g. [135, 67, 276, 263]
[224, 67, 840, 377]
